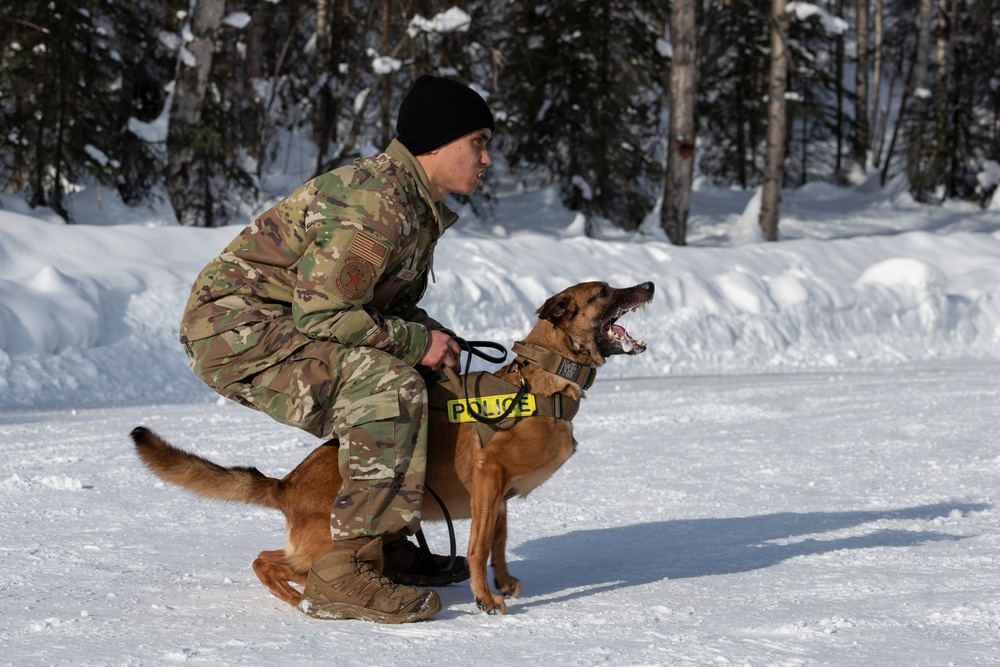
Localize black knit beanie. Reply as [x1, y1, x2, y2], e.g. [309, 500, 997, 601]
[396, 75, 496, 156]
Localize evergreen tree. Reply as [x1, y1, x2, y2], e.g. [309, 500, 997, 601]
[784, 1, 850, 186]
[698, 0, 771, 189]
[971, 0, 1000, 205]
[3, 0, 1000, 225]
[697, 1, 856, 190]
[113, 0, 181, 205]
[928, 0, 994, 203]
[497, 0, 668, 231]
[0, 0, 173, 220]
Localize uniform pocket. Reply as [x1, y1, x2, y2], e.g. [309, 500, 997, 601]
[343, 392, 400, 480]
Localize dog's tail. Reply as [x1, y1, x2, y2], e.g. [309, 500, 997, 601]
[130, 426, 282, 510]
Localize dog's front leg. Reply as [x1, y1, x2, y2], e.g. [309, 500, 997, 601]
[468, 452, 507, 614]
[490, 502, 521, 599]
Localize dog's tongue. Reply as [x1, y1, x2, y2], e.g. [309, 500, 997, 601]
[609, 323, 646, 353]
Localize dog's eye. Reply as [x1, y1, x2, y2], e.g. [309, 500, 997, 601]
[598, 287, 608, 298]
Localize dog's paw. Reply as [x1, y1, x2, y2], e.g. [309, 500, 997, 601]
[494, 574, 521, 599]
[475, 593, 508, 615]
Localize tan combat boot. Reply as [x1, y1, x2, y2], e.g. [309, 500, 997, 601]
[299, 536, 441, 623]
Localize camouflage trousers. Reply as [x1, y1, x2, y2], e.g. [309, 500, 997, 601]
[184, 321, 427, 540]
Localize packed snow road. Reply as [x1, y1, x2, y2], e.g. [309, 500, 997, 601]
[2, 362, 998, 666]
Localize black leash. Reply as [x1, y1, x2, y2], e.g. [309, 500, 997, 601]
[414, 483, 457, 573]
[413, 337, 515, 574]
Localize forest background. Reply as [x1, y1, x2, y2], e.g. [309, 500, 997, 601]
[1, 0, 998, 244]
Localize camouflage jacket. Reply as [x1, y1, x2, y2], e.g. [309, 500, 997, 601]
[179, 140, 457, 368]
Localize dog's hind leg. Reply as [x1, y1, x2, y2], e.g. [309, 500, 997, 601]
[489, 502, 521, 599]
[253, 550, 306, 607]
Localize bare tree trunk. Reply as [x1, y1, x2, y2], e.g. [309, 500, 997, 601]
[660, 0, 697, 246]
[759, 0, 790, 242]
[244, 0, 268, 173]
[907, 0, 934, 201]
[313, 0, 333, 162]
[855, 0, 870, 169]
[914, 0, 933, 101]
[834, 0, 845, 181]
[261, 22, 298, 178]
[931, 0, 957, 198]
[873, 64, 895, 169]
[166, 0, 226, 226]
[869, 0, 884, 165]
[245, 3, 265, 82]
[379, 0, 392, 150]
[880, 57, 913, 187]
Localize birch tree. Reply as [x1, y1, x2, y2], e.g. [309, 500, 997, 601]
[660, 0, 697, 246]
[759, 0, 790, 242]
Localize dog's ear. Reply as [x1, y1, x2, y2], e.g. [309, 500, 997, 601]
[537, 291, 577, 325]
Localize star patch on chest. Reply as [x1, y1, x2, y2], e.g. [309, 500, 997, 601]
[336, 257, 375, 299]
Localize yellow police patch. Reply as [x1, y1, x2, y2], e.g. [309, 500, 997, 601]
[447, 393, 537, 424]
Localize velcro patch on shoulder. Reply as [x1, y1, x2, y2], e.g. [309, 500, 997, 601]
[336, 258, 375, 299]
[349, 232, 389, 268]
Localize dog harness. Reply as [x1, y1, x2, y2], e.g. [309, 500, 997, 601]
[428, 340, 598, 447]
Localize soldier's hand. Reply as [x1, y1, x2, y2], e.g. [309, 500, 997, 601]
[419, 330, 462, 371]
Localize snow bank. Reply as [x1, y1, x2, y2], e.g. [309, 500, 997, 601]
[2, 184, 1000, 410]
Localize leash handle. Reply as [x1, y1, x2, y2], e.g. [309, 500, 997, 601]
[443, 337, 499, 397]
[453, 337, 508, 364]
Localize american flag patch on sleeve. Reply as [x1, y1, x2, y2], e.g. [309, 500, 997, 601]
[348, 232, 389, 267]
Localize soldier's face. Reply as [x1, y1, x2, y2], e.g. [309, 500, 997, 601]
[426, 129, 493, 199]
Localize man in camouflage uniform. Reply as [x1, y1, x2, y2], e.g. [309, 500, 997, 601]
[179, 75, 495, 623]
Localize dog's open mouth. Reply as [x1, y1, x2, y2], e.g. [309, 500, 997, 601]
[602, 305, 648, 355]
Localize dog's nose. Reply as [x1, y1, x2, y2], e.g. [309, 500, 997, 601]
[639, 281, 655, 295]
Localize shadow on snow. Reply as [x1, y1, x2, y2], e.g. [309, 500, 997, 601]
[502, 502, 989, 609]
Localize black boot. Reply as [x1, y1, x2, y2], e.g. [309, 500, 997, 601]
[381, 533, 470, 587]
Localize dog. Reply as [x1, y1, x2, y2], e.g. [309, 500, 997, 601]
[132, 280, 654, 615]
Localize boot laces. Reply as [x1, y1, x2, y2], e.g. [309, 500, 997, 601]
[345, 556, 404, 599]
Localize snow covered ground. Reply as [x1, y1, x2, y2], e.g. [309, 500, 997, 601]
[2, 173, 1000, 665]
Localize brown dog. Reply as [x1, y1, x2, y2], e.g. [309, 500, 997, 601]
[132, 281, 653, 615]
